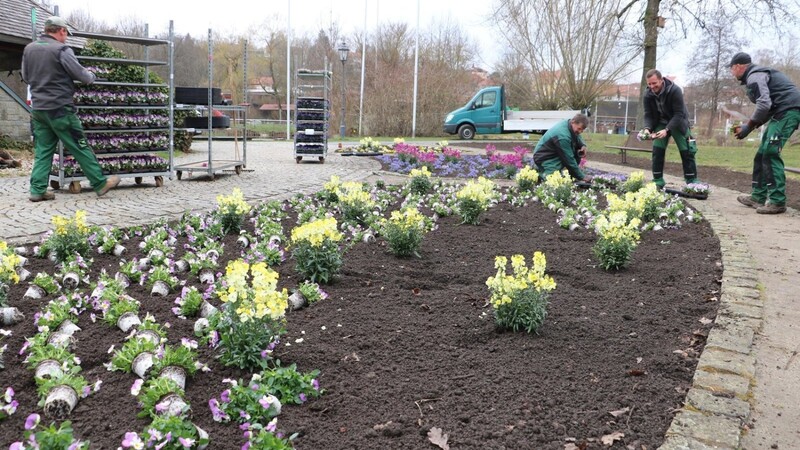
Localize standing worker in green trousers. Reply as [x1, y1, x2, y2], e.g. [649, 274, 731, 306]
[730, 52, 800, 214]
[641, 69, 699, 188]
[21, 16, 119, 202]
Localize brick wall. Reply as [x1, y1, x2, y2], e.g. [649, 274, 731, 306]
[0, 94, 30, 140]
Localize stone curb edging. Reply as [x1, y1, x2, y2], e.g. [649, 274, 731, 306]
[658, 200, 763, 449]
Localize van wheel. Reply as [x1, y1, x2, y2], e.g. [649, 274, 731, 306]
[458, 124, 475, 140]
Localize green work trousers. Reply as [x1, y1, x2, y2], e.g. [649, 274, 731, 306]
[749, 109, 800, 206]
[30, 106, 106, 195]
[651, 125, 698, 187]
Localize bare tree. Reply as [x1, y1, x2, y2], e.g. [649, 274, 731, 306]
[617, 0, 796, 127]
[493, 54, 537, 108]
[491, 0, 638, 109]
[687, 13, 746, 136]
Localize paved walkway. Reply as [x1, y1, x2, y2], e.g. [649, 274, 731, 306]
[1, 141, 798, 449]
[1, 141, 379, 244]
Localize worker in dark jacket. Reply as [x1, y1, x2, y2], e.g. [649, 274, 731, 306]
[641, 69, 698, 188]
[21, 16, 119, 202]
[532, 113, 592, 181]
[730, 52, 800, 214]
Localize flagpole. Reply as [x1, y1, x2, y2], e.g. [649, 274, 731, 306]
[358, 0, 367, 136]
[411, 0, 419, 138]
[286, 0, 291, 140]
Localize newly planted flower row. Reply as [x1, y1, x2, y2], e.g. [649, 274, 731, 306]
[1, 167, 703, 447]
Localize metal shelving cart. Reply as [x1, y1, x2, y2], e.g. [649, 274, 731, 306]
[174, 30, 247, 180]
[49, 26, 175, 193]
[293, 69, 331, 163]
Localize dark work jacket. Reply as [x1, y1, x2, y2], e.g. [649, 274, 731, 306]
[643, 78, 690, 136]
[22, 34, 95, 110]
[741, 65, 800, 125]
[532, 119, 585, 180]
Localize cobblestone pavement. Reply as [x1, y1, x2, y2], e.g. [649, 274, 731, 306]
[1, 141, 379, 244]
[2, 144, 798, 449]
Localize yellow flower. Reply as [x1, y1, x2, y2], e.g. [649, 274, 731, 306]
[409, 166, 432, 178]
[216, 188, 252, 216]
[516, 166, 539, 184]
[544, 170, 572, 189]
[485, 251, 556, 309]
[456, 177, 497, 203]
[324, 175, 341, 194]
[0, 240, 21, 285]
[219, 259, 288, 322]
[290, 217, 343, 248]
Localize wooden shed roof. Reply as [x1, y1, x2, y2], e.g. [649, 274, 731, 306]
[0, 0, 85, 71]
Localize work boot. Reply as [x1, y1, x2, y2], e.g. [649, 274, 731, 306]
[653, 178, 665, 189]
[756, 203, 786, 214]
[737, 194, 764, 209]
[29, 192, 55, 202]
[97, 175, 120, 197]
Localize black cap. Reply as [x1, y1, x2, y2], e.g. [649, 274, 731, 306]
[729, 52, 752, 67]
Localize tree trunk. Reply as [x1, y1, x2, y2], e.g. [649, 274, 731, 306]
[637, 0, 661, 129]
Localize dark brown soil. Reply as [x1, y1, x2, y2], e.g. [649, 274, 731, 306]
[0, 188, 722, 449]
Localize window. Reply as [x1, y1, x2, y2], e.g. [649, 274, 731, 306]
[475, 91, 497, 109]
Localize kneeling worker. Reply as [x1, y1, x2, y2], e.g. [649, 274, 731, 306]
[532, 113, 593, 182]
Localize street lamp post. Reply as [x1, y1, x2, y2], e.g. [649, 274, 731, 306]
[337, 40, 350, 139]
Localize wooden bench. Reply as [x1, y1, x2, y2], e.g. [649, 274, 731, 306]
[603, 134, 652, 164]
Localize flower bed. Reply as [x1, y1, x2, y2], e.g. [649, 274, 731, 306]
[376, 142, 533, 179]
[0, 176, 721, 448]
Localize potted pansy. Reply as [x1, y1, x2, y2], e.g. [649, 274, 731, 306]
[0, 330, 10, 369]
[173, 286, 216, 319]
[102, 295, 142, 332]
[135, 316, 167, 344]
[9, 415, 89, 449]
[683, 182, 710, 200]
[287, 281, 328, 311]
[147, 266, 180, 297]
[37, 371, 89, 419]
[34, 299, 80, 336]
[150, 344, 198, 391]
[110, 337, 158, 378]
[147, 91, 169, 105]
[137, 377, 188, 418]
[57, 257, 91, 292]
[107, 90, 127, 106]
[126, 91, 148, 105]
[121, 415, 209, 449]
[117, 260, 143, 287]
[24, 339, 80, 380]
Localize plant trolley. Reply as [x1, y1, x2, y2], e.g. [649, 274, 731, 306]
[49, 26, 174, 193]
[293, 69, 331, 163]
[174, 30, 248, 180]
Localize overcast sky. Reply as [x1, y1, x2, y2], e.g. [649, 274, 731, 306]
[51, 0, 504, 69]
[49, 0, 786, 87]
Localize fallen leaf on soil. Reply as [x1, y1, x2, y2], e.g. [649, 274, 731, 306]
[412, 288, 421, 295]
[427, 427, 450, 450]
[601, 431, 624, 445]
[627, 369, 646, 377]
[699, 317, 713, 325]
[608, 407, 630, 417]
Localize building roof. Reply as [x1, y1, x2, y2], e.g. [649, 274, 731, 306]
[0, 0, 85, 71]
